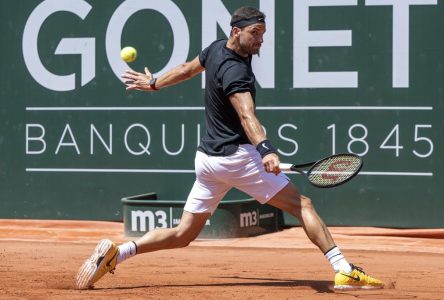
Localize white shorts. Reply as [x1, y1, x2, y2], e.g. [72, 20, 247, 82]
[184, 144, 290, 214]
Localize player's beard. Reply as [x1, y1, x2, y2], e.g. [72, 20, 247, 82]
[240, 42, 261, 56]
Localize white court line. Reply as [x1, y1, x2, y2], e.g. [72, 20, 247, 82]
[258, 106, 434, 111]
[26, 168, 194, 173]
[360, 171, 433, 176]
[25, 107, 206, 111]
[25, 106, 433, 111]
[25, 168, 433, 176]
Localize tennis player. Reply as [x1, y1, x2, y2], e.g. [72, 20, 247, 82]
[76, 6, 383, 290]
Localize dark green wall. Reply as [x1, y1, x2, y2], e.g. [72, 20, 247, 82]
[1, 0, 442, 227]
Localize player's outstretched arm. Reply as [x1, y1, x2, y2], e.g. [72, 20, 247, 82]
[121, 56, 204, 92]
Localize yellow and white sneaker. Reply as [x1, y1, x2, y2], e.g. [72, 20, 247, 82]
[334, 264, 384, 290]
[76, 239, 118, 289]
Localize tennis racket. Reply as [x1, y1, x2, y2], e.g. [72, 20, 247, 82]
[279, 153, 363, 188]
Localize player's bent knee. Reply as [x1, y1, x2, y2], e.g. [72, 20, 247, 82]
[174, 228, 199, 248]
[286, 196, 316, 220]
[175, 237, 194, 248]
[301, 196, 318, 213]
[175, 240, 192, 248]
[301, 195, 313, 209]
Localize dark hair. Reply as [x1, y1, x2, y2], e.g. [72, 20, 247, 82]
[230, 7, 266, 28]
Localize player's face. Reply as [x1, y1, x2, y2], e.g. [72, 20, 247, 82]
[239, 23, 266, 55]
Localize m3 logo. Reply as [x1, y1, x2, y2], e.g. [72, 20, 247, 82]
[131, 210, 168, 232]
[240, 211, 258, 228]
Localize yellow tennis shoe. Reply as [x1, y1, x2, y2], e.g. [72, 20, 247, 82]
[334, 264, 384, 290]
[76, 239, 118, 289]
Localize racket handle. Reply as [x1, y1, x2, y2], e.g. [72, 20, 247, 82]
[279, 163, 293, 171]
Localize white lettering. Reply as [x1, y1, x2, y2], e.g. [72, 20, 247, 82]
[259, 212, 274, 219]
[240, 211, 258, 227]
[124, 124, 151, 155]
[90, 124, 112, 155]
[22, 1, 439, 91]
[277, 124, 299, 156]
[155, 210, 168, 228]
[131, 210, 155, 231]
[55, 124, 80, 154]
[26, 124, 47, 154]
[22, 0, 94, 91]
[293, 0, 358, 88]
[365, 0, 438, 87]
[162, 124, 185, 156]
[55, 37, 95, 87]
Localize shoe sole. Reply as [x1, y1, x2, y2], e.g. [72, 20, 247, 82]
[334, 284, 384, 290]
[76, 239, 113, 289]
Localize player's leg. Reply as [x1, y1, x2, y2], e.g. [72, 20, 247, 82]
[134, 211, 210, 253]
[128, 150, 225, 255]
[76, 150, 228, 289]
[118, 150, 228, 271]
[76, 211, 209, 289]
[228, 145, 383, 290]
[223, 145, 334, 253]
[267, 182, 383, 289]
[266, 182, 334, 252]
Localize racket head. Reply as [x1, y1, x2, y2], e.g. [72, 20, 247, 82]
[306, 153, 363, 188]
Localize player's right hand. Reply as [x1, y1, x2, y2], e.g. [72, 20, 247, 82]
[262, 152, 281, 175]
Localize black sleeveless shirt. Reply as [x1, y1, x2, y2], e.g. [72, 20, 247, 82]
[198, 39, 256, 156]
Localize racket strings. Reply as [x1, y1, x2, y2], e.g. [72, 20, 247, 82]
[308, 155, 361, 187]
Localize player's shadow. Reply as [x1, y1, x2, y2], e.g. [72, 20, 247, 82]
[93, 275, 334, 293]
[215, 276, 333, 293]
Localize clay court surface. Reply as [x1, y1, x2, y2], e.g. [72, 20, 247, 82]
[1, 220, 443, 299]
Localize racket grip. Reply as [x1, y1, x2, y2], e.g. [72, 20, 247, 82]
[279, 163, 293, 171]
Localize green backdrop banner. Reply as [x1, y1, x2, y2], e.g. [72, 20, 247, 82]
[1, 0, 442, 227]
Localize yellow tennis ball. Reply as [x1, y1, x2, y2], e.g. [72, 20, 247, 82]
[120, 46, 137, 63]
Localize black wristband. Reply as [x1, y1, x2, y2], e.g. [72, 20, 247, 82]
[149, 77, 159, 91]
[132, 241, 138, 254]
[256, 140, 277, 158]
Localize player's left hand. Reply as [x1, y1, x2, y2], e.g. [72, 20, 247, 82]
[121, 67, 154, 91]
[263, 153, 281, 175]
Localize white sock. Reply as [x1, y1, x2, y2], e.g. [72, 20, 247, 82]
[116, 241, 137, 265]
[324, 246, 352, 274]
